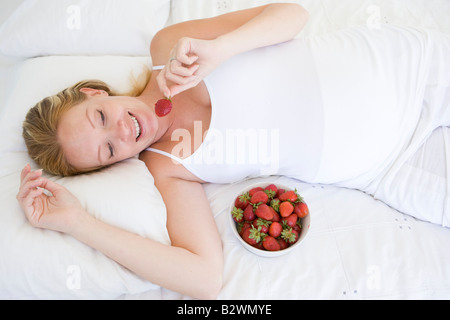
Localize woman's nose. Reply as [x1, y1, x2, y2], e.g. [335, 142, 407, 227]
[115, 119, 131, 142]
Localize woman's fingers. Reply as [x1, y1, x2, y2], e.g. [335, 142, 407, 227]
[170, 78, 202, 97]
[166, 72, 197, 87]
[20, 167, 42, 188]
[169, 59, 199, 77]
[38, 177, 64, 197]
[24, 188, 44, 215]
[18, 166, 44, 201]
[172, 37, 200, 66]
[20, 164, 31, 182]
[175, 53, 199, 67]
[166, 59, 199, 85]
[17, 180, 44, 227]
[155, 38, 202, 98]
[17, 178, 43, 200]
[156, 64, 200, 98]
[156, 69, 171, 98]
[17, 167, 84, 233]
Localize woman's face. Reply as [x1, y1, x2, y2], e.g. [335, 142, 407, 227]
[58, 89, 159, 170]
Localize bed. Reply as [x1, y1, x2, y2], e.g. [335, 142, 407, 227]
[0, 0, 449, 300]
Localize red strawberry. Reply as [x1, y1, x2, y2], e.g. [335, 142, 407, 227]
[281, 227, 299, 244]
[155, 98, 173, 117]
[263, 236, 281, 251]
[253, 240, 265, 250]
[264, 184, 277, 199]
[271, 210, 281, 222]
[281, 213, 298, 228]
[253, 218, 270, 234]
[255, 204, 274, 221]
[243, 204, 256, 221]
[265, 184, 278, 193]
[270, 198, 280, 212]
[251, 190, 269, 204]
[278, 238, 290, 250]
[279, 190, 298, 202]
[238, 221, 251, 236]
[235, 192, 251, 209]
[231, 207, 244, 223]
[293, 222, 302, 234]
[294, 202, 309, 218]
[248, 187, 264, 197]
[242, 226, 263, 246]
[269, 221, 282, 238]
[279, 201, 294, 217]
[275, 188, 285, 198]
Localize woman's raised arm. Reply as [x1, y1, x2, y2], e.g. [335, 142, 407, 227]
[151, 3, 309, 97]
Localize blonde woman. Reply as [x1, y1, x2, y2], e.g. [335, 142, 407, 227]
[16, 3, 450, 299]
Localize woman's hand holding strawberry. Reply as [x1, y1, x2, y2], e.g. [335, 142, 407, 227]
[156, 37, 226, 98]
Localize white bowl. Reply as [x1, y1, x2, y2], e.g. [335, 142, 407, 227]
[229, 182, 311, 257]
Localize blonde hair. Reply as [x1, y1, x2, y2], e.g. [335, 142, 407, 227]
[23, 67, 151, 177]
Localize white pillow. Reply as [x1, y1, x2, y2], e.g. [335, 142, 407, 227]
[0, 156, 170, 299]
[0, 0, 170, 57]
[0, 55, 171, 299]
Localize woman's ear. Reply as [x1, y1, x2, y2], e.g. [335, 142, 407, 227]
[79, 88, 109, 97]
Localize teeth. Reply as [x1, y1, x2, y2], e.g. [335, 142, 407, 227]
[130, 115, 141, 139]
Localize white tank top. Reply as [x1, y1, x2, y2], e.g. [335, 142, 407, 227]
[147, 25, 431, 187]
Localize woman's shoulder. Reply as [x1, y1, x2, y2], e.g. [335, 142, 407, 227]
[139, 146, 204, 183]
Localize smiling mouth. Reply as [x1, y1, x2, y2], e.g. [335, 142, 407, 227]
[129, 112, 141, 140]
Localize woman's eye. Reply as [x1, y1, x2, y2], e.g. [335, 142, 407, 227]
[97, 110, 113, 158]
[108, 143, 114, 158]
[98, 110, 105, 125]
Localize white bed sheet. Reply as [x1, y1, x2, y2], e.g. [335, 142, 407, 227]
[0, 0, 449, 300]
[120, 175, 450, 300]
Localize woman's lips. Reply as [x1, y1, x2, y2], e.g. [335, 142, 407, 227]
[128, 112, 142, 141]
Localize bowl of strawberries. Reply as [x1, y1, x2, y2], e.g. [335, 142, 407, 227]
[230, 182, 311, 257]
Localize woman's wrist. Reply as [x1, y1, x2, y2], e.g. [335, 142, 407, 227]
[66, 208, 95, 238]
[214, 33, 244, 61]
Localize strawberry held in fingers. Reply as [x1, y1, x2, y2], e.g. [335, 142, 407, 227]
[155, 98, 173, 117]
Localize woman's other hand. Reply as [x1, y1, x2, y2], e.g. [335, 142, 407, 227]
[156, 37, 224, 98]
[16, 164, 86, 234]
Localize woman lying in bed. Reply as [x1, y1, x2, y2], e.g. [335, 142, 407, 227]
[16, 3, 450, 299]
